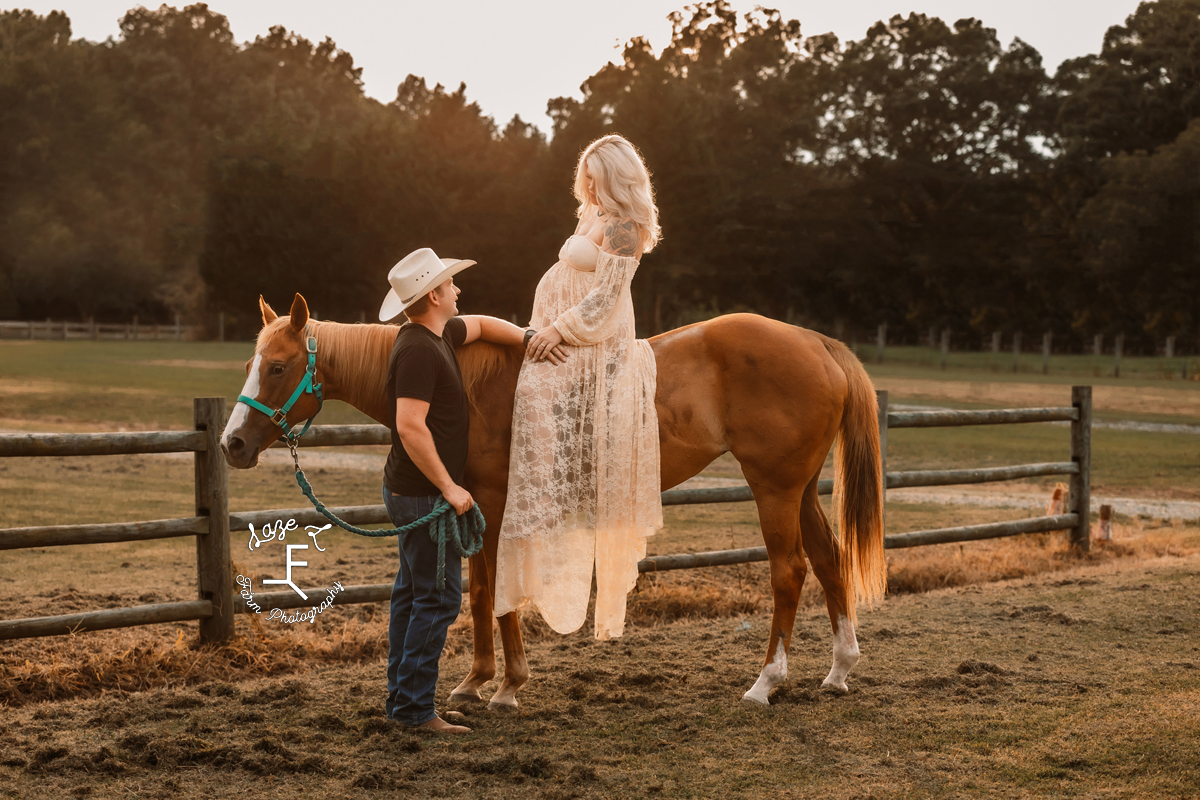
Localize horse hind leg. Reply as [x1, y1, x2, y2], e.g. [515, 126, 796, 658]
[799, 478, 860, 693]
[741, 487, 807, 706]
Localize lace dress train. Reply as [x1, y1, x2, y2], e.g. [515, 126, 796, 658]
[494, 235, 662, 640]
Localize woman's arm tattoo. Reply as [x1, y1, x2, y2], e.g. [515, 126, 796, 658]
[604, 218, 639, 256]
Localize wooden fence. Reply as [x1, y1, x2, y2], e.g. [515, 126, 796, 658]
[0, 388, 1092, 642]
[0, 318, 204, 341]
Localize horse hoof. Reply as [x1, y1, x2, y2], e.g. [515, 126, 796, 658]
[820, 681, 849, 695]
[449, 692, 486, 708]
[740, 694, 770, 707]
[487, 700, 519, 712]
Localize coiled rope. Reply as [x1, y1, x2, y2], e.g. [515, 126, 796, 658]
[289, 443, 483, 590]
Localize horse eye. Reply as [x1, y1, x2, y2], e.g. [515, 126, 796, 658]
[271, 364, 285, 376]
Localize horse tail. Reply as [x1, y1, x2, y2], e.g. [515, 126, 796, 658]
[821, 337, 887, 618]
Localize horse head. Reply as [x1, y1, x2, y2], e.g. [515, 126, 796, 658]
[220, 293, 324, 469]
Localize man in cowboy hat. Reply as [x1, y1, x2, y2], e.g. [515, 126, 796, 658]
[379, 248, 566, 734]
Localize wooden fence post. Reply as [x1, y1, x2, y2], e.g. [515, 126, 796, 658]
[940, 329, 949, 370]
[1166, 336, 1175, 359]
[132, 315, 138, 341]
[89, 317, 97, 341]
[1093, 334, 1103, 357]
[194, 398, 233, 643]
[1069, 386, 1092, 552]
[991, 331, 1001, 354]
[876, 323, 886, 364]
[1012, 332, 1022, 373]
[1042, 332, 1052, 375]
[175, 314, 181, 341]
[877, 390, 888, 529]
[1114, 334, 1124, 378]
[218, 312, 225, 343]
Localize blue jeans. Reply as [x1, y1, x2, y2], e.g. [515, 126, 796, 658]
[382, 487, 462, 725]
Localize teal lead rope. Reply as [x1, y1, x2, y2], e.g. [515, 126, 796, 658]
[288, 442, 484, 590]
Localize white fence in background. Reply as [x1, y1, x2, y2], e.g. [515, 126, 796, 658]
[0, 318, 204, 341]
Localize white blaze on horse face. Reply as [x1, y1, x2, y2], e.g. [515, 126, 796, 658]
[222, 354, 262, 447]
[742, 639, 787, 705]
[822, 614, 860, 693]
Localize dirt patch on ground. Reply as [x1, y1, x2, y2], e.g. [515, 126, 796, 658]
[2, 551, 1197, 798]
[874, 377, 1200, 421]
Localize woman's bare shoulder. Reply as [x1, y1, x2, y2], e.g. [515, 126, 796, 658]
[600, 215, 641, 258]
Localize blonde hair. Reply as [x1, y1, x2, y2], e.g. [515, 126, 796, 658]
[573, 134, 661, 253]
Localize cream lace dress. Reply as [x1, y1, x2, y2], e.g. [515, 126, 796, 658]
[494, 233, 662, 640]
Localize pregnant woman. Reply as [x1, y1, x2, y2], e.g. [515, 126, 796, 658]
[494, 134, 663, 640]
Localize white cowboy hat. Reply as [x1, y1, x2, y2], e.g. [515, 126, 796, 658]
[378, 248, 476, 321]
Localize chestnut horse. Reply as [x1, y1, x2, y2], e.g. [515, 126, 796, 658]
[221, 295, 885, 706]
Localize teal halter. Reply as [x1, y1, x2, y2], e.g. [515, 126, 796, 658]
[237, 328, 324, 445]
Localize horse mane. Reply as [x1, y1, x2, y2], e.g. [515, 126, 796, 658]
[457, 340, 524, 413]
[307, 320, 399, 410]
[260, 316, 522, 416]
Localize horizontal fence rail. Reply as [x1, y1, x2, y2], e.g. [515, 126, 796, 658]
[885, 462, 1078, 489]
[888, 407, 1077, 428]
[0, 517, 210, 551]
[883, 514, 1080, 549]
[0, 388, 1094, 641]
[237, 583, 391, 614]
[265, 424, 391, 449]
[634, 512, 1085, 572]
[0, 430, 207, 458]
[0, 601, 213, 640]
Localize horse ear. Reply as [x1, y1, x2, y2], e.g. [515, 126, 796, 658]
[259, 296, 278, 325]
[288, 294, 310, 331]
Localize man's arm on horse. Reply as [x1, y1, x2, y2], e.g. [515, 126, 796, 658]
[394, 398, 474, 514]
[459, 315, 568, 365]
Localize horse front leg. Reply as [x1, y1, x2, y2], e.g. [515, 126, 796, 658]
[742, 487, 807, 705]
[487, 611, 528, 708]
[450, 553, 497, 704]
[454, 487, 527, 709]
[798, 479, 860, 693]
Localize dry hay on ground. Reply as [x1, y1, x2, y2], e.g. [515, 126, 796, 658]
[4, 521, 1191, 713]
[1, 549, 1197, 799]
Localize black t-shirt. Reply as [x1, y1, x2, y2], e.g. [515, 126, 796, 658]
[383, 316, 469, 497]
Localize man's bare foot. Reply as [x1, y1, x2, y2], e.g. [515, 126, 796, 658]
[411, 715, 471, 735]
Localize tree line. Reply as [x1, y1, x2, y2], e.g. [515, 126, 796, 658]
[1, 1, 1197, 351]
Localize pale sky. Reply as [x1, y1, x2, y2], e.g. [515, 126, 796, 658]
[14, 0, 1144, 133]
